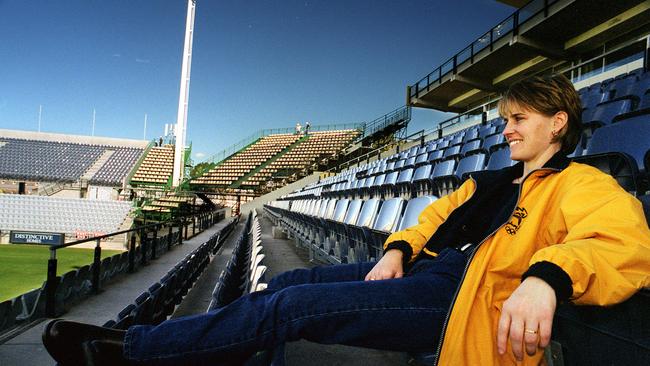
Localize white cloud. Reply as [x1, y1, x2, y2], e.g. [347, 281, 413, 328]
[135, 58, 150, 64]
[195, 152, 206, 158]
[112, 53, 121, 58]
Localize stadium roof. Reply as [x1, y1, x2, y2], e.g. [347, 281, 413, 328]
[408, 0, 650, 112]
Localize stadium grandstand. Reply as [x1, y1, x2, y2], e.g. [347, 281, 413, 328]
[2, 0, 650, 365]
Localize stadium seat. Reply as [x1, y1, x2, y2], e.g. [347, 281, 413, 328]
[486, 147, 515, 170]
[395, 168, 415, 199]
[396, 196, 438, 231]
[576, 113, 649, 193]
[455, 153, 487, 181]
[431, 158, 457, 196]
[460, 139, 483, 156]
[412, 164, 434, 197]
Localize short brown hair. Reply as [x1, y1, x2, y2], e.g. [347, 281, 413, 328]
[498, 74, 582, 154]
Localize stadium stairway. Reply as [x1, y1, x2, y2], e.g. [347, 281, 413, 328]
[0, 219, 232, 366]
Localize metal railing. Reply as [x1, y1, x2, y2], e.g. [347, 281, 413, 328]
[43, 209, 225, 317]
[409, 0, 559, 99]
[357, 106, 411, 141]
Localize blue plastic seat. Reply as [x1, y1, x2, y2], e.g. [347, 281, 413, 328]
[583, 98, 634, 127]
[486, 147, 515, 170]
[460, 139, 483, 156]
[414, 153, 429, 167]
[455, 153, 487, 181]
[431, 158, 457, 196]
[483, 134, 505, 153]
[395, 168, 415, 198]
[412, 164, 434, 197]
[442, 145, 462, 160]
[427, 150, 444, 163]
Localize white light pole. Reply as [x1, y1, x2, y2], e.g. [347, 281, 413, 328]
[38, 105, 42, 132]
[91, 108, 96, 136]
[143, 113, 148, 140]
[172, 0, 196, 187]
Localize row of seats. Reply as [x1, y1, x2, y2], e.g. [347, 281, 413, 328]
[208, 211, 267, 311]
[0, 137, 144, 185]
[266, 196, 436, 264]
[0, 194, 132, 236]
[193, 134, 302, 186]
[102, 217, 237, 330]
[131, 146, 175, 186]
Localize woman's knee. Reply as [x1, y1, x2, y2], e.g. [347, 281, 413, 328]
[267, 268, 314, 290]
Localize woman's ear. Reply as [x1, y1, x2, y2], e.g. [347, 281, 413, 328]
[553, 111, 568, 132]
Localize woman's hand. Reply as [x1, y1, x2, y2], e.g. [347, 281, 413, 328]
[364, 249, 404, 281]
[497, 277, 557, 361]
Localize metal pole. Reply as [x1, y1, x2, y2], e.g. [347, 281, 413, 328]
[151, 227, 158, 260]
[45, 248, 59, 317]
[172, 0, 197, 187]
[92, 239, 102, 294]
[129, 233, 136, 273]
[168, 224, 173, 251]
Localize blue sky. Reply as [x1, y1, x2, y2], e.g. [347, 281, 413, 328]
[0, 0, 513, 162]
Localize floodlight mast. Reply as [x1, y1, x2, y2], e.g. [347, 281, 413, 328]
[172, 0, 197, 187]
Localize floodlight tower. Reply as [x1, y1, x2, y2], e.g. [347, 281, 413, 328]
[172, 0, 196, 187]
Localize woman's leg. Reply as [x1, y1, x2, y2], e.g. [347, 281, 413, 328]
[124, 248, 466, 366]
[266, 261, 377, 290]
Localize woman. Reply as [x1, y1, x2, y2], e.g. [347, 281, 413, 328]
[43, 74, 650, 365]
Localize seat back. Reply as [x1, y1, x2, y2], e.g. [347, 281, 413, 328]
[397, 196, 438, 231]
[343, 200, 364, 224]
[355, 199, 380, 227]
[372, 198, 405, 233]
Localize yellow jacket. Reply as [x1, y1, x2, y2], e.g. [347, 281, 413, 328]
[384, 158, 650, 365]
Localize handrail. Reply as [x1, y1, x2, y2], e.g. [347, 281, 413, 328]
[409, 0, 559, 99]
[357, 105, 411, 141]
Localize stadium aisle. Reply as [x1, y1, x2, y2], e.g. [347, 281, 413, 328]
[259, 214, 410, 366]
[0, 219, 231, 366]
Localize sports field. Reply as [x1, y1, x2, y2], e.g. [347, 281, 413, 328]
[0, 244, 122, 302]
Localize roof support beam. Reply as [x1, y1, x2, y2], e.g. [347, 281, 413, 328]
[448, 89, 481, 108]
[510, 35, 573, 60]
[565, 2, 650, 49]
[492, 55, 548, 85]
[451, 74, 496, 92]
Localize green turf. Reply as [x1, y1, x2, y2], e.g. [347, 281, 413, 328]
[0, 244, 122, 302]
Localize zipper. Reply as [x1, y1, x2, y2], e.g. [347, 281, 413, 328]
[431, 167, 560, 365]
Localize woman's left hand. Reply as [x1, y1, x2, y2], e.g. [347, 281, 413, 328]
[496, 277, 557, 361]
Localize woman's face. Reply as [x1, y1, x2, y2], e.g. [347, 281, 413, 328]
[501, 105, 560, 165]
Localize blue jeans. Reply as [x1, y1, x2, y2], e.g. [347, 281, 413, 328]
[123, 248, 467, 365]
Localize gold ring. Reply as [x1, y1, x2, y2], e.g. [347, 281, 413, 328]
[524, 329, 538, 335]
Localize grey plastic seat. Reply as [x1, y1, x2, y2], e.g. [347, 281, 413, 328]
[372, 198, 405, 233]
[343, 200, 364, 225]
[397, 196, 438, 231]
[355, 199, 381, 228]
[331, 199, 350, 222]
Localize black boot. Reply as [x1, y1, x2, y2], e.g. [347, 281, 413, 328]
[42, 319, 128, 366]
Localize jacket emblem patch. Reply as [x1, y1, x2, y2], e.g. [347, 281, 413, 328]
[504, 207, 527, 235]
